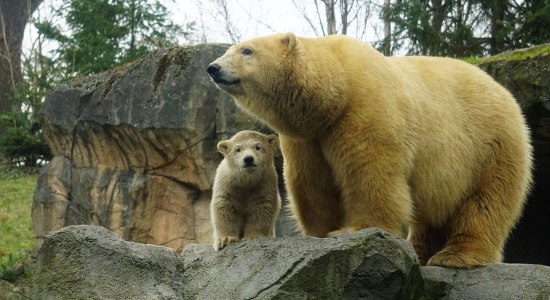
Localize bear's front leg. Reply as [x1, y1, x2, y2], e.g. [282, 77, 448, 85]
[211, 200, 241, 251]
[280, 136, 343, 237]
[242, 199, 279, 241]
[320, 126, 412, 237]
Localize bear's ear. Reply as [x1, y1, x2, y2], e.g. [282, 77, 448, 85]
[267, 134, 279, 148]
[217, 141, 230, 156]
[282, 33, 297, 52]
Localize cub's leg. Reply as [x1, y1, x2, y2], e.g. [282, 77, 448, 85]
[280, 135, 343, 237]
[211, 199, 241, 251]
[242, 199, 280, 241]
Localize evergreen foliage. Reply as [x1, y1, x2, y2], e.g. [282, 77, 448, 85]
[0, 0, 194, 169]
[36, 0, 193, 76]
[386, 0, 550, 57]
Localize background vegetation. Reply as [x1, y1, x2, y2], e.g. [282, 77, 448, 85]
[0, 171, 36, 284]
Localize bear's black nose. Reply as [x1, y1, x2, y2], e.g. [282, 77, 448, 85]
[243, 156, 255, 166]
[207, 63, 221, 77]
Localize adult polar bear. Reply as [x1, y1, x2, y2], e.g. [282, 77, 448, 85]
[207, 33, 532, 268]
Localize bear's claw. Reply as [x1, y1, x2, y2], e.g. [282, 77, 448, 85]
[428, 248, 493, 268]
[213, 236, 240, 251]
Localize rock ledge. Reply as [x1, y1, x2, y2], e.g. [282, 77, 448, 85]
[32, 225, 550, 300]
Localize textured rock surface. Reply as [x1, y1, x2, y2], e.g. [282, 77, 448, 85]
[181, 228, 423, 299]
[478, 50, 550, 265]
[478, 48, 550, 109]
[32, 225, 550, 300]
[422, 264, 550, 299]
[0, 279, 30, 300]
[32, 44, 292, 255]
[32, 225, 181, 299]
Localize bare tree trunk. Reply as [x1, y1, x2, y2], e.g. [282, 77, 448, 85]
[127, 0, 137, 58]
[430, 0, 445, 33]
[293, 0, 373, 39]
[0, 0, 42, 115]
[340, 0, 350, 35]
[429, 0, 446, 56]
[455, 0, 465, 57]
[382, 0, 391, 55]
[323, 0, 337, 35]
[490, 0, 507, 55]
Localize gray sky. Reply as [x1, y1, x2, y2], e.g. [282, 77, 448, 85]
[174, 0, 383, 43]
[23, 0, 384, 56]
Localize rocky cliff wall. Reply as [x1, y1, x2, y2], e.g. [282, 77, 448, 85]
[32, 45, 292, 255]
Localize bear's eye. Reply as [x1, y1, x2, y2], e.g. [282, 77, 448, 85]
[241, 48, 253, 56]
[255, 145, 261, 151]
[235, 147, 241, 153]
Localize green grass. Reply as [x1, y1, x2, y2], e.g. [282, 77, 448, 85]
[0, 173, 37, 282]
[463, 43, 550, 64]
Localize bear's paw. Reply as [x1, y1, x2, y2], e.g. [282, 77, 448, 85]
[213, 236, 240, 251]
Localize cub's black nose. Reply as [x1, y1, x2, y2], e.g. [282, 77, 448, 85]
[243, 156, 254, 166]
[207, 63, 221, 77]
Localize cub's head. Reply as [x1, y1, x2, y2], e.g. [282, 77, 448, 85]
[207, 33, 297, 98]
[217, 130, 278, 173]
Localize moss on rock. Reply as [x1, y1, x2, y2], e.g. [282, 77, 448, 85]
[464, 43, 550, 65]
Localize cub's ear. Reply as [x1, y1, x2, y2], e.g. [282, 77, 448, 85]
[282, 32, 297, 52]
[267, 134, 279, 148]
[217, 141, 230, 156]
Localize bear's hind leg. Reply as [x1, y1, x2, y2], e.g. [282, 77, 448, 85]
[428, 143, 530, 268]
[426, 196, 504, 268]
[408, 223, 446, 265]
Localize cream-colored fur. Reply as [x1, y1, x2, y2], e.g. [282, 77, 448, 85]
[210, 130, 281, 251]
[208, 33, 532, 267]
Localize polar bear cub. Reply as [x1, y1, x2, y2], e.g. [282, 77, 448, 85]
[211, 130, 281, 251]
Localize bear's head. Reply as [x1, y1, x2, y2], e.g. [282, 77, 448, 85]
[217, 130, 278, 174]
[207, 33, 347, 138]
[207, 33, 297, 98]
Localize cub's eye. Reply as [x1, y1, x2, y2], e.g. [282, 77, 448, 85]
[255, 145, 261, 151]
[235, 148, 241, 153]
[241, 48, 253, 56]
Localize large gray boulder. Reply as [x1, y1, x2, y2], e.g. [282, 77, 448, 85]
[33, 225, 181, 299]
[32, 225, 550, 300]
[181, 228, 423, 299]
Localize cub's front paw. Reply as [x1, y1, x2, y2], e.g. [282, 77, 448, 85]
[213, 236, 239, 251]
